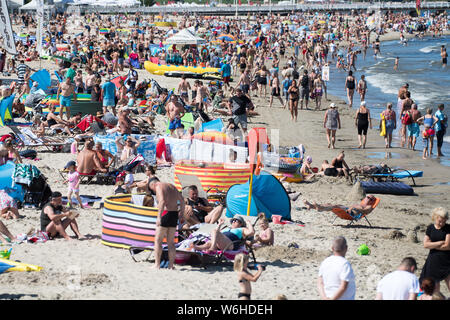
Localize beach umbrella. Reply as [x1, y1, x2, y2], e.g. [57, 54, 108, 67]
[0, 95, 14, 127]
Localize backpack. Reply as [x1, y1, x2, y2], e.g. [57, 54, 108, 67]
[300, 75, 309, 88]
[292, 69, 299, 80]
[401, 111, 412, 125]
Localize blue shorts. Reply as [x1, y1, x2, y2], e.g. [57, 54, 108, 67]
[407, 122, 420, 138]
[60, 96, 72, 107]
[103, 98, 115, 107]
[169, 118, 182, 130]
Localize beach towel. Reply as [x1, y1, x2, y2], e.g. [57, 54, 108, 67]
[12, 163, 41, 187]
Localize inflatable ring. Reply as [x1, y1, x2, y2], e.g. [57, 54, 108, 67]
[201, 46, 209, 58]
[278, 156, 301, 173]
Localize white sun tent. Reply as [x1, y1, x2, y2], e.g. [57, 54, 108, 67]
[165, 28, 206, 45]
[19, 0, 55, 10]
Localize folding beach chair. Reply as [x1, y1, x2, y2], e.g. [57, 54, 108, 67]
[331, 197, 380, 227]
[177, 174, 226, 204]
[9, 126, 69, 152]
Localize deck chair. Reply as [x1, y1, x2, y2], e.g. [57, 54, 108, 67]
[331, 197, 380, 227]
[9, 126, 68, 152]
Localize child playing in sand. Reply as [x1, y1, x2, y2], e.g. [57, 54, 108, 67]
[65, 161, 84, 209]
[234, 253, 265, 300]
[300, 156, 316, 181]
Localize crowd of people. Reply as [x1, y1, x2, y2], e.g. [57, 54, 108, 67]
[0, 7, 448, 300]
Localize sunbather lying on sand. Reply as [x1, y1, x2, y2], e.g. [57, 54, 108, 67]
[303, 195, 378, 218]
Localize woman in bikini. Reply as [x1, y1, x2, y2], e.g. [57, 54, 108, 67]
[234, 253, 265, 300]
[288, 79, 299, 122]
[95, 142, 115, 170]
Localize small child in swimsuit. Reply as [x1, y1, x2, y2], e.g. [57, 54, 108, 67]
[252, 217, 274, 247]
[233, 253, 265, 300]
[65, 161, 84, 209]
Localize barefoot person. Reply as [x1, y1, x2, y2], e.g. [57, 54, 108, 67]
[56, 77, 77, 120]
[324, 103, 341, 149]
[345, 71, 356, 109]
[407, 104, 421, 151]
[148, 177, 185, 270]
[357, 75, 367, 102]
[434, 104, 447, 157]
[381, 103, 397, 148]
[355, 101, 372, 149]
[40, 191, 82, 240]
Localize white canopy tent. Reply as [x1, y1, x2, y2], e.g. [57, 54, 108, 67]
[165, 28, 206, 45]
[19, 0, 54, 10]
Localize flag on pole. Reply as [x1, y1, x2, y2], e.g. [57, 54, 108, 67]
[0, 0, 17, 55]
[36, 0, 44, 57]
[416, 0, 421, 16]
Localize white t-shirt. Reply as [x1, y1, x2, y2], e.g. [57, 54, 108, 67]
[318, 255, 356, 300]
[376, 270, 420, 300]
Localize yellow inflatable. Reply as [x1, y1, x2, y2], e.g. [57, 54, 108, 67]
[0, 257, 43, 272]
[154, 22, 177, 27]
[144, 61, 220, 76]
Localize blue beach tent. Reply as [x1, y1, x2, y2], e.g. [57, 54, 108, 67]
[225, 170, 291, 220]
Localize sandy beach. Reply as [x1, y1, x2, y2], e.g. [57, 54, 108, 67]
[1, 17, 449, 301]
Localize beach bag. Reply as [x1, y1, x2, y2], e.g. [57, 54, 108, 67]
[401, 111, 412, 125]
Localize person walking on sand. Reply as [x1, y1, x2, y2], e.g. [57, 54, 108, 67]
[407, 104, 421, 151]
[147, 177, 185, 270]
[381, 103, 397, 149]
[345, 71, 356, 109]
[318, 236, 356, 300]
[376, 257, 420, 300]
[324, 103, 341, 149]
[434, 104, 447, 157]
[287, 79, 299, 121]
[234, 253, 265, 300]
[355, 101, 372, 149]
[65, 161, 84, 209]
[269, 72, 284, 108]
[57, 77, 77, 121]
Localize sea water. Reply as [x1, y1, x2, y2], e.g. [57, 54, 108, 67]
[325, 35, 450, 167]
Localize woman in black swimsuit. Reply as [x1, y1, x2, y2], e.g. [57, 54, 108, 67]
[288, 79, 300, 122]
[345, 71, 356, 109]
[234, 253, 265, 300]
[355, 101, 372, 148]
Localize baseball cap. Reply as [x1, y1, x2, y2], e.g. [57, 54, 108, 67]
[330, 103, 336, 108]
[64, 160, 77, 169]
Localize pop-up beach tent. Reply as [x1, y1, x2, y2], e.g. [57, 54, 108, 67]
[0, 95, 15, 127]
[225, 170, 291, 220]
[165, 29, 206, 45]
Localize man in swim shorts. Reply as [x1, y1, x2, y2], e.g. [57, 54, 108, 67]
[57, 77, 77, 121]
[167, 95, 185, 135]
[407, 104, 422, 151]
[148, 177, 185, 269]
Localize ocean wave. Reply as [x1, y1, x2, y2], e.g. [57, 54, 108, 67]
[419, 46, 436, 53]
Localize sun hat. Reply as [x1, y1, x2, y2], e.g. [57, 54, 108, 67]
[231, 215, 246, 227]
[330, 103, 336, 108]
[306, 156, 312, 163]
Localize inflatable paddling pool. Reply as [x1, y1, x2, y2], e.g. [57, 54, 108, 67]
[144, 61, 220, 76]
